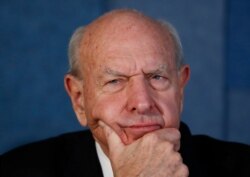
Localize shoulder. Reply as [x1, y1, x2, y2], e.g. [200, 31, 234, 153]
[1, 130, 94, 160]
[191, 135, 250, 176]
[192, 134, 250, 158]
[0, 130, 100, 177]
[180, 122, 250, 176]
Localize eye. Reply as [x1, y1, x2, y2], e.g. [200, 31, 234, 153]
[152, 75, 164, 80]
[107, 79, 120, 85]
[150, 74, 170, 90]
[103, 78, 125, 92]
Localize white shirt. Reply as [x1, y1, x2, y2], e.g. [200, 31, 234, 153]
[95, 142, 114, 177]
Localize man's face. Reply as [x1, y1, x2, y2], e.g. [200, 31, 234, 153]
[73, 17, 189, 154]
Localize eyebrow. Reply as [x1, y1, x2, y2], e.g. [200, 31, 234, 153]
[146, 64, 168, 74]
[104, 67, 127, 77]
[103, 64, 169, 77]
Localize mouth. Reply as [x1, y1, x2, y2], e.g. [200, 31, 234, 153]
[129, 124, 162, 131]
[123, 123, 162, 141]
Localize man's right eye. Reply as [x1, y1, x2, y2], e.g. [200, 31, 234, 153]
[107, 79, 120, 85]
[103, 79, 125, 93]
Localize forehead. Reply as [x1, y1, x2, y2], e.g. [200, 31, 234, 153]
[84, 44, 175, 80]
[80, 11, 176, 73]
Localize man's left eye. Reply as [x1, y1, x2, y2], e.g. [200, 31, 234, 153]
[107, 79, 120, 84]
[150, 75, 170, 90]
[152, 75, 163, 80]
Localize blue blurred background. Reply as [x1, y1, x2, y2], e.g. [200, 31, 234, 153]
[1, 0, 250, 154]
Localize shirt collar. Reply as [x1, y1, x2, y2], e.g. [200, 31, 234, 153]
[95, 142, 114, 177]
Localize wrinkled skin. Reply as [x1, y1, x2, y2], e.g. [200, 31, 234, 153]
[65, 10, 190, 177]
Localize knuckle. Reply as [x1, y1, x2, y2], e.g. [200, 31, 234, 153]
[180, 164, 189, 177]
[173, 163, 189, 177]
[168, 128, 180, 136]
[162, 141, 175, 151]
[173, 152, 183, 163]
[175, 130, 181, 140]
[143, 132, 159, 143]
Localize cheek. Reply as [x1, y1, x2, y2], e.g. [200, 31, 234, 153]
[89, 95, 124, 123]
[86, 94, 127, 151]
[85, 91, 126, 135]
[157, 90, 181, 128]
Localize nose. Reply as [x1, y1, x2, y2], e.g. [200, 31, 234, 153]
[127, 79, 155, 114]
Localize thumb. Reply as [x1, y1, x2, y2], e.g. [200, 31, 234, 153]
[99, 121, 124, 155]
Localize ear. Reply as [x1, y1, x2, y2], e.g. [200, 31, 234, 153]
[178, 65, 190, 112]
[179, 64, 190, 88]
[64, 74, 87, 126]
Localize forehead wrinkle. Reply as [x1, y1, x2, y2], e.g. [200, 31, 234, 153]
[103, 64, 169, 78]
[142, 64, 168, 74]
[104, 67, 128, 77]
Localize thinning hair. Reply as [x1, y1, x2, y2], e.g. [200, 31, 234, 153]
[67, 11, 185, 78]
[158, 20, 185, 69]
[68, 26, 86, 78]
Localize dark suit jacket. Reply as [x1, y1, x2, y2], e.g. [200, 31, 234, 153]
[1, 123, 250, 177]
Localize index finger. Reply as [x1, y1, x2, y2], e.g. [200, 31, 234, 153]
[98, 121, 125, 154]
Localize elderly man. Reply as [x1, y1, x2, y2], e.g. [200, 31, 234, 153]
[1, 9, 250, 177]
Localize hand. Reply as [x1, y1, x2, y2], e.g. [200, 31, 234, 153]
[99, 121, 189, 177]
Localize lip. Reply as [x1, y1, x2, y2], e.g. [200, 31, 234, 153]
[129, 123, 162, 129]
[124, 123, 162, 138]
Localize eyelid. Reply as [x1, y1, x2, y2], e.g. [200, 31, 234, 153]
[148, 73, 165, 79]
[102, 77, 127, 93]
[149, 74, 170, 90]
[105, 77, 126, 85]
[107, 79, 120, 84]
[152, 74, 163, 78]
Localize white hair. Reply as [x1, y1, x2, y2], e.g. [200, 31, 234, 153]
[67, 26, 86, 77]
[158, 20, 185, 69]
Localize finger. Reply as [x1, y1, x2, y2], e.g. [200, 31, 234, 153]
[154, 128, 181, 151]
[99, 121, 124, 154]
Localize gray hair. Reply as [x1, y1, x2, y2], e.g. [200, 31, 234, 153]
[158, 20, 185, 69]
[68, 26, 86, 77]
[67, 18, 184, 77]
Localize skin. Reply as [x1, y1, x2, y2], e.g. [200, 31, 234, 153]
[65, 10, 190, 177]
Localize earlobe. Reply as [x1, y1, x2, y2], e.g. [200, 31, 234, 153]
[64, 74, 87, 126]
